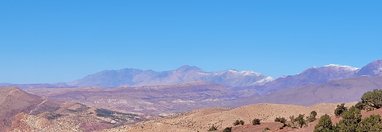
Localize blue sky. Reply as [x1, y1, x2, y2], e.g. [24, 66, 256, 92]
[0, 0, 381, 83]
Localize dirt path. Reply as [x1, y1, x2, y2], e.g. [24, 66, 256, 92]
[29, 97, 48, 114]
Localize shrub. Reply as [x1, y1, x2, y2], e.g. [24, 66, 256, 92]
[275, 117, 287, 129]
[337, 106, 361, 132]
[356, 115, 382, 131]
[233, 120, 240, 126]
[307, 111, 318, 122]
[252, 118, 261, 125]
[311, 111, 318, 117]
[289, 115, 295, 123]
[289, 115, 297, 128]
[334, 103, 348, 117]
[223, 127, 232, 132]
[275, 117, 287, 124]
[295, 114, 307, 128]
[240, 120, 245, 125]
[355, 101, 366, 110]
[361, 89, 382, 109]
[314, 114, 335, 132]
[208, 125, 218, 131]
[233, 120, 245, 126]
[289, 115, 307, 128]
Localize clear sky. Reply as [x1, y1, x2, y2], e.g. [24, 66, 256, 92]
[0, 0, 381, 83]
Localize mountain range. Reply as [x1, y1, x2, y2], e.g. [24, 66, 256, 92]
[2, 60, 382, 131]
[71, 60, 382, 92]
[71, 65, 273, 88]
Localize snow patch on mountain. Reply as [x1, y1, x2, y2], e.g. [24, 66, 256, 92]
[222, 69, 262, 76]
[324, 64, 359, 71]
[254, 76, 274, 85]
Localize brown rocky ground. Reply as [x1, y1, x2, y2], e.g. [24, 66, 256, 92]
[104, 103, 354, 132]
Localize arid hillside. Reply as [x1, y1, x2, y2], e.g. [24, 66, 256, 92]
[0, 87, 47, 130]
[104, 103, 353, 132]
[0, 87, 144, 132]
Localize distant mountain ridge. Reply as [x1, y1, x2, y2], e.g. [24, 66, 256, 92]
[253, 76, 382, 105]
[71, 60, 382, 89]
[71, 65, 273, 88]
[357, 60, 382, 76]
[21, 59, 382, 117]
[255, 64, 360, 93]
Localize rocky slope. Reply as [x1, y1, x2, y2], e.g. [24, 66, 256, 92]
[0, 87, 47, 131]
[9, 103, 144, 132]
[0, 87, 144, 132]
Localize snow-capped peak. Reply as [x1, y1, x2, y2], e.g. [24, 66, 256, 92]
[254, 76, 274, 85]
[226, 69, 261, 76]
[324, 64, 359, 71]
